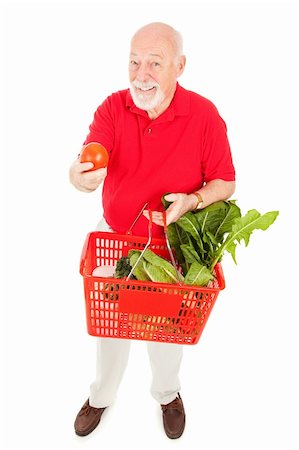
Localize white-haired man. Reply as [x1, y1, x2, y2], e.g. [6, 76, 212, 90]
[70, 22, 235, 439]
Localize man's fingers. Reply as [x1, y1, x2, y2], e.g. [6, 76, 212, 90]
[142, 193, 195, 227]
[73, 160, 94, 173]
[79, 162, 95, 172]
[143, 210, 167, 226]
[90, 167, 107, 177]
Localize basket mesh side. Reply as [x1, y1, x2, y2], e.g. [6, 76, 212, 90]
[82, 232, 223, 345]
[85, 279, 219, 344]
[93, 235, 169, 269]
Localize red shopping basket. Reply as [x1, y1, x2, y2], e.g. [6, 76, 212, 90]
[79, 226, 225, 345]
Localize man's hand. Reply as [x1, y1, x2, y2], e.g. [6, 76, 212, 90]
[143, 193, 197, 226]
[142, 180, 236, 226]
[69, 159, 107, 192]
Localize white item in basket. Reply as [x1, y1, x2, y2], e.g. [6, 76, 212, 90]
[92, 265, 116, 278]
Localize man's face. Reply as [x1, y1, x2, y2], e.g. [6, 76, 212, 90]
[129, 33, 183, 112]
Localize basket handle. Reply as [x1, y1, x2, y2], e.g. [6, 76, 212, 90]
[162, 211, 182, 286]
[126, 210, 153, 280]
[126, 208, 182, 284]
[127, 203, 148, 235]
[80, 232, 92, 276]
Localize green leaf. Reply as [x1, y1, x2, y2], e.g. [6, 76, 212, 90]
[202, 231, 219, 265]
[161, 193, 279, 284]
[129, 251, 151, 281]
[214, 202, 242, 240]
[143, 261, 175, 283]
[204, 231, 219, 246]
[142, 249, 183, 282]
[166, 223, 190, 273]
[180, 243, 201, 264]
[194, 200, 241, 242]
[184, 262, 214, 286]
[114, 256, 136, 279]
[176, 212, 206, 254]
[212, 209, 279, 268]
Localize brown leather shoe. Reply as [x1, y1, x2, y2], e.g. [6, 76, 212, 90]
[74, 399, 106, 436]
[161, 393, 185, 439]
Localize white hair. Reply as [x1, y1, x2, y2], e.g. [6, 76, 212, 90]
[172, 28, 184, 60]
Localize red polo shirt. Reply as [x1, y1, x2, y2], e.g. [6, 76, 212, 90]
[84, 83, 235, 237]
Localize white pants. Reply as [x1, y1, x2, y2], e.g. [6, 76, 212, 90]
[89, 218, 183, 408]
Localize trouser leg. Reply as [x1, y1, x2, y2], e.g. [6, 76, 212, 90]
[89, 338, 131, 408]
[147, 341, 183, 405]
[89, 217, 131, 407]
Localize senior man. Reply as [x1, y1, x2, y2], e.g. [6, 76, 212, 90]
[70, 22, 235, 439]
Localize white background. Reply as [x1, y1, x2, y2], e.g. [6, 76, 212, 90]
[1, 0, 299, 449]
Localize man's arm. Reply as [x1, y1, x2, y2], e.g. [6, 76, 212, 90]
[190, 179, 236, 210]
[143, 179, 236, 226]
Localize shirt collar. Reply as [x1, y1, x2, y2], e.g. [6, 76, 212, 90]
[126, 83, 190, 121]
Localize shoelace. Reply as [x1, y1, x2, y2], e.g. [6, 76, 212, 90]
[79, 403, 100, 416]
[161, 397, 182, 412]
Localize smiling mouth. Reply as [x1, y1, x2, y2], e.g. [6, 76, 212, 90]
[136, 86, 156, 92]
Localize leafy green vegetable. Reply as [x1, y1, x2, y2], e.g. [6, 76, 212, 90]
[163, 196, 279, 286]
[128, 249, 183, 284]
[195, 200, 241, 242]
[166, 223, 191, 274]
[143, 261, 176, 283]
[114, 198, 279, 289]
[210, 209, 279, 269]
[142, 249, 183, 282]
[180, 243, 202, 264]
[129, 251, 151, 281]
[184, 262, 215, 286]
[114, 256, 136, 279]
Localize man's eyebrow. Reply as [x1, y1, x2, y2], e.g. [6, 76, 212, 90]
[149, 53, 163, 59]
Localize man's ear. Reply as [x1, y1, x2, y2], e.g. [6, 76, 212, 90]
[177, 55, 186, 77]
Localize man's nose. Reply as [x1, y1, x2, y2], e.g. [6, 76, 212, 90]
[135, 62, 150, 82]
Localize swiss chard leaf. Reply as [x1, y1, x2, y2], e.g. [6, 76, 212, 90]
[214, 201, 241, 240]
[166, 222, 191, 274]
[180, 243, 202, 264]
[161, 194, 279, 286]
[143, 261, 175, 283]
[176, 212, 206, 255]
[211, 209, 279, 268]
[142, 249, 183, 282]
[194, 200, 241, 243]
[202, 231, 219, 265]
[129, 251, 151, 281]
[184, 262, 214, 286]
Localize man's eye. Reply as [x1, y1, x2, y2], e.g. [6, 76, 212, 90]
[130, 60, 138, 66]
[152, 62, 160, 67]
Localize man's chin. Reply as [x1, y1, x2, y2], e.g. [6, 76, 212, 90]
[130, 88, 164, 111]
[133, 100, 157, 111]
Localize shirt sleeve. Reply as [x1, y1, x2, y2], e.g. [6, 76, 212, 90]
[83, 96, 115, 152]
[201, 105, 236, 183]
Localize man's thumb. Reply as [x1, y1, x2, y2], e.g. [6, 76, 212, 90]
[164, 193, 178, 202]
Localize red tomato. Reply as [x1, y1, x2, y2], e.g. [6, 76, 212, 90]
[80, 142, 109, 170]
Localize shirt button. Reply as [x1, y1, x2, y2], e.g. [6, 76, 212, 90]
[148, 128, 152, 134]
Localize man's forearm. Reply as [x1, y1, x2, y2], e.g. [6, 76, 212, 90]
[194, 179, 236, 209]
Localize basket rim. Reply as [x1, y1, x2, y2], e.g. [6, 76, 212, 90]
[83, 265, 225, 292]
[80, 230, 225, 292]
